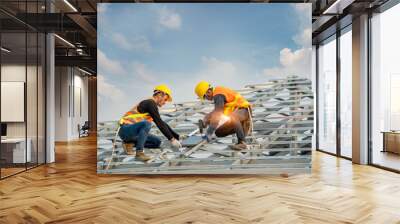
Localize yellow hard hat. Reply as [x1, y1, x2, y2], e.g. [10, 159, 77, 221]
[154, 84, 172, 102]
[195, 81, 211, 100]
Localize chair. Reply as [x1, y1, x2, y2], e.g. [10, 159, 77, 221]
[78, 121, 90, 138]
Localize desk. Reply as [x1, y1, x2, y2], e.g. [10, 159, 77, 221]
[382, 131, 400, 155]
[1, 138, 31, 163]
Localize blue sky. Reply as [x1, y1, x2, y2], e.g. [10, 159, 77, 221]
[97, 3, 311, 122]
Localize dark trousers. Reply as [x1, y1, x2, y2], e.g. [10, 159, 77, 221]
[118, 121, 161, 151]
[215, 108, 250, 143]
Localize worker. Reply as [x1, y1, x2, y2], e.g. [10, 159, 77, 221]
[118, 84, 182, 162]
[194, 81, 252, 150]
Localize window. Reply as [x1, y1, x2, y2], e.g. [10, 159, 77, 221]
[371, 3, 400, 171]
[339, 27, 352, 158]
[0, 1, 47, 179]
[318, 35, 337, 154]
[312, 46, 317, 150]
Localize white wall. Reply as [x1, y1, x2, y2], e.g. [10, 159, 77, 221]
[70, 72, 89, 138]
[55, 67, 89, 141]
[55, 66, 69, 141]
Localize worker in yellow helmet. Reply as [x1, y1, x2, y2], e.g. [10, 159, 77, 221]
[118, 84, 181, 162]
[195, 81, 252, 151]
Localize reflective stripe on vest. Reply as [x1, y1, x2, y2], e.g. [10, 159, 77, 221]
[119, 105, 153, 125]
[213, 86, 251, 115]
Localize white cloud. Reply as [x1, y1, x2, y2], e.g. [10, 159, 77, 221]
[292, 4, 311, 47]
[263, 47, 311, 79]
[98, 56, 262, 121]
[97, 49, 126, 75]
[120, 57, 247, 104]
[293, 28, 312, 47]
[292, 4, 311, 29]
[132, 62, 157, 84]
[111, 33, 152, 52]
[97, 74, 131, 122]
[261, 4, 312, 79]
[97, 3, 108, 13]
[184, 57, 256, 93]
[293, 3, 310, 14]
[197, 57, 237, 83]
[165, 57, 244, 103]
[97, 74, 125, 101]
[158, 7, 181, 30]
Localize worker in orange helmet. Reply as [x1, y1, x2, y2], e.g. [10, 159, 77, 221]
[118, 84, 181, 162]
[194, 81, 252, 150]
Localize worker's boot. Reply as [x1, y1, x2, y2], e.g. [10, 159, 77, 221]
[230, 141, 247, 151]
[122, 143, 135, 155]
[136, 151, 151, 162]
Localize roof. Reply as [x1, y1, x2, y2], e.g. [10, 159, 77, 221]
[97, 76, 314, 174]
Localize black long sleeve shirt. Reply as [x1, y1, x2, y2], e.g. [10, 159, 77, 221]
[136, 99, 179, 140]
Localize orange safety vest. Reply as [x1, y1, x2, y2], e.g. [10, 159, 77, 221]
[119, 103, 153, 126]
[213, 86, 251, 115]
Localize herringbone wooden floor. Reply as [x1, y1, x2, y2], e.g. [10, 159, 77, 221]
[1, 136, 400, 224]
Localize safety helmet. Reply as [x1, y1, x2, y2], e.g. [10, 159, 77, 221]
[154, 84, 172, 102]
[195, 81, 211, 100]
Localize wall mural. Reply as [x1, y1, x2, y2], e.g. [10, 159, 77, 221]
[97, 3, 313, 174]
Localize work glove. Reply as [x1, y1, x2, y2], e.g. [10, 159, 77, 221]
[202, 134, 212, 142]
[170, 138, 182, 149]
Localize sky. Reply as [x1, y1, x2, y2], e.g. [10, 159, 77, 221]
[97, 3, 312, 122]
